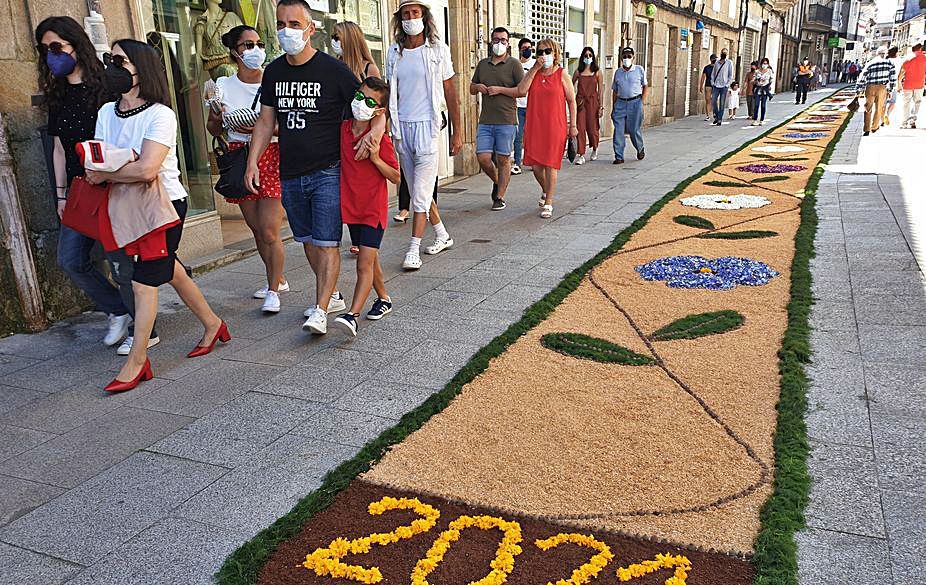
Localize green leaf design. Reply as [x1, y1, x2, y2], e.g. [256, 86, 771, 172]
[697, 230, 778, 240]
[704, 180, 750, 188]
[649, 310, 745, 341]
[541, 332, 655, 365]
[772, 157, 809, 162]
[673, 215, 716, 230]
[751, 175, 790, 183]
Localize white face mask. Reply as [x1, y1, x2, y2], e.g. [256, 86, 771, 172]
[351, 98, 378, 121]
[583, 57, 593, 65]
[331, 39, 342, 56]
[492, 42, 507, 57]
[278, 26, 309, 56]
[402, 18, 425, 36]
[239, 46, 266, 70]
[622, 57, 632, 68]
[761, 63, 769, 69]
[541, 53, 554, 68]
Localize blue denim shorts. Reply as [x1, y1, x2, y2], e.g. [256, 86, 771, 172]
[280, 166, 342, 247]
[476, 124, 518, 156]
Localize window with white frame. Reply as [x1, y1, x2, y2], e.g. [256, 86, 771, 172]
[634, 19, 649, 69]
[728, 0, 737, 19]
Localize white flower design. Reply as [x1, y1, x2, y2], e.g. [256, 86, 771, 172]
[680, 194, 772, 210]
[752, 145, 807, 154]
[788, 123, 829, 130]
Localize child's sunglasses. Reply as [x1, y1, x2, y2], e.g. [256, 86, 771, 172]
[354, 91, 380, 109]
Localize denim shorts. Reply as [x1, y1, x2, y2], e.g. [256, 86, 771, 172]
[280, 165, 342, 247]
[476, 124, 518, 156]
[348, 224, 385, 249]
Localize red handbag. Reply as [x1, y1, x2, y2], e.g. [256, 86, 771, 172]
[61, 176, 109, 240]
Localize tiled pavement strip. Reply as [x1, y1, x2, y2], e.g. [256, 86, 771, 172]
[796, 107, 926, 584]
[0, 90, 897, 584]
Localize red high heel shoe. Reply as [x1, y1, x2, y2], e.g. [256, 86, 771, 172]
[187, 321, 231, 358]
[105, 359, 153, 393]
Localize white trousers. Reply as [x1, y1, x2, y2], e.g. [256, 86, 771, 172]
[395, 120, 439, 214]
[903, 88, 924, 126]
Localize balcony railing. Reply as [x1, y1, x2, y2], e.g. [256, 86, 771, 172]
[807, 3, 834, 27]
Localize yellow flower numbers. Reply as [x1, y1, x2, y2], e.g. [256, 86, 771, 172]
[616, 552, 692, 585]
[302, 497, 440, 584]
[411, 515, 523, 585]
[534, 533, 614, 585]
[301, 498, 692, 584]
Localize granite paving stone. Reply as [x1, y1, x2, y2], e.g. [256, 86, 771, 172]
[289, 406, 396, 447]
[880, 490, 926, 585]
[0, 385, 49, 417]
[0, 542, 82, 585]
[0, 475, 65, 528]
[863, 363, 926, 416]
[332, 379, 435, 419]
[0, 425, 56, 464]
[805, 441, 885, 537]
[0, 452, 226, 565]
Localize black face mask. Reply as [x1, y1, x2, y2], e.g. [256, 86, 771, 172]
[105, 64, 135, 95]
[521, 48, 532, 59]
[720, 53, 728, 60]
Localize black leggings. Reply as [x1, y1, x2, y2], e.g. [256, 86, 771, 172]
[398, 170, 438, 213]
[796, 83, 809, 104]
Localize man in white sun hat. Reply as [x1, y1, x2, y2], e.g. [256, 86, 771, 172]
[385, 0, 462, 271]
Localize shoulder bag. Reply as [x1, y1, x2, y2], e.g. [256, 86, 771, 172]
[213, 87, 261, 200]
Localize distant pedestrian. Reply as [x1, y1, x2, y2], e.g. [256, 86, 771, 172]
[820, 63, 828, 87]
[901, 43, 926, 128]
[857, 46, 897, 136]
[610, 46, 648, 162]
[572, 46, 604, 165]
[470, 26, 523, 210]
[795, 57, 813, 104]
[744, 61, 758, 119]
[751, 57, 774, 126]
[727, 81, 740, 119]
[512, 37, 535, 175]
[699, 54, 717, 121]
[885, 46, 905, 125]
[710, 48, 734, 125]
[518, 38, 577, 219]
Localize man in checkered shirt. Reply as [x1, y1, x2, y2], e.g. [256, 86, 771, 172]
[856, 47, 898, 135]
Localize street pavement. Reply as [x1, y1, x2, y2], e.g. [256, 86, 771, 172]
[0, 90, 864, 584]
[797, 103, 926, 584]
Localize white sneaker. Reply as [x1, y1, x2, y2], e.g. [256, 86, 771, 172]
[574, 154, 586, 165]
[760, 120, 766, 126]
[590, 149, 598, 161]
[511, 164, 522, 175]
[302, 307, 327, 335]
[424, 237, 453, 255]
[116, 335, 161, 356]
[103, 314, 131, 346]
[303, 292, 346, 317]
[253, 281, 289, 299]
[751, 120, 760, 126]
[403, 252, 422, 270]
[261, 290, 281, 313]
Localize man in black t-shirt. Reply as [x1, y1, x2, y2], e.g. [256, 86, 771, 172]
[246, 0, 383, 335]
[699, 54, 717, 121]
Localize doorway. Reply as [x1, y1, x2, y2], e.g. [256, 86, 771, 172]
[690, 33, 703, 116]
[664, 26, 679, 118]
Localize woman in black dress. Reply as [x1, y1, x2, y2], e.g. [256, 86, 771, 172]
[35, 16, 136, 348]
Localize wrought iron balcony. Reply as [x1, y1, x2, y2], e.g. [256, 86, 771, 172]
[807, 3, 835, 27]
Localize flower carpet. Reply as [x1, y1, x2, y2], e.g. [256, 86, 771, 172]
[220, 91, 855, 585]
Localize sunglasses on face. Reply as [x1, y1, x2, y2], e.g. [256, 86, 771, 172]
[103, 53, 131, 68]
[537, 47, 553, 55]
[354, 91, 380, 109]
[36, 41, 71, 55]
[237, 40, 265, 50]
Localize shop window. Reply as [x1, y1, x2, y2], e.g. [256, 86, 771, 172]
[635, 19, 649, 69]
[568, 7, 585, 33]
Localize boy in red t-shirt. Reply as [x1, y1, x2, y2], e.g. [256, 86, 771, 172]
[334, 77, 400, 337]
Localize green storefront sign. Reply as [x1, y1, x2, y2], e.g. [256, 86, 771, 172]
[827, 37, 840, 48]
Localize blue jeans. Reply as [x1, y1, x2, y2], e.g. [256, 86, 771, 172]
[476, 124, 518, 156]
[753, 88, 770, 121]
[711, 86, 728, 123]
[57, 225, 127, 316]
[281, 166, 342, 247]
[611, 98, 644, 161]
[514, 107, 527, 166]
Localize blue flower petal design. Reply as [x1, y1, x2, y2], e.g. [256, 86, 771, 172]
[635, 256, 780, 290]
[783, 132, 828, 139]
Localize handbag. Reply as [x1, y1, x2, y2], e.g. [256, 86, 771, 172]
[566, 136, 578, 163]
[213, 88, 261, 200]
[847, 96, 860, 112]
[61, 176, 110, 240]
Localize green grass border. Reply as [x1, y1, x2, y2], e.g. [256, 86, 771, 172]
[217, 92, 850, 585]
[751, 106, 855, 585]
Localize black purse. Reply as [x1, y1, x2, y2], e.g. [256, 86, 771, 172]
[566, 136, 578, 163]
[213, 89, 261, 200]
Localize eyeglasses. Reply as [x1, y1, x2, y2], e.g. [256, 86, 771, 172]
[354, 91, 380, 109]
[537, 47, 553, 55]
[237, 41, 266, 51]
[331, 34, 340, 42]
[491, 38, 508, 44]
[36, 41, 71, 55]
[103, 53, 130, 68]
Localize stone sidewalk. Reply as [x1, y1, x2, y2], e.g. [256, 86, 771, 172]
[0, 96, 825, 584]
[797, 107, 926, 583]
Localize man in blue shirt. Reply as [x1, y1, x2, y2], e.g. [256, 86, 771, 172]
[710, 49, 734, 125]
[611, 47, 648, 164]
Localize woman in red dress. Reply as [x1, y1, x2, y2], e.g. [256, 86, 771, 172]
[518, 38, 577, 219]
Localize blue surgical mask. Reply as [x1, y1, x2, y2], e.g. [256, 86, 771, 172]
[583, 57, 593, 65]
[47, 51, 77, 77]
[239, 46, 266, 70]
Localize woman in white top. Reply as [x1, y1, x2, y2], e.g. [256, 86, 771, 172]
[207, 25, 288, 313]
[86, 39, 228, 392]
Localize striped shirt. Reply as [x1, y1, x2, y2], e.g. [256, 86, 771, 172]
[856, 58, 897, 93]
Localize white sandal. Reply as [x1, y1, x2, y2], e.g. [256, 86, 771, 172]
[540, 204, 553, 219]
